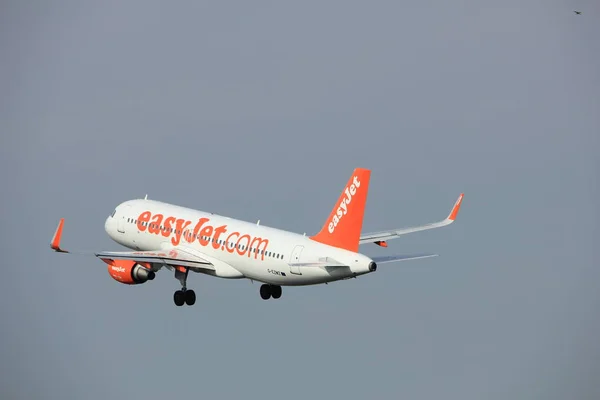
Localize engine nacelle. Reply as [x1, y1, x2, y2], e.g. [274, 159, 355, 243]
[106, 259, 156, 285]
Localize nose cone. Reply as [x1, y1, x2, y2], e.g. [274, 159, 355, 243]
[105, 216, 116, 239]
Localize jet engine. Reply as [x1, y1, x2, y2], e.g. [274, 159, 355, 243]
[106, 259, 156, 285]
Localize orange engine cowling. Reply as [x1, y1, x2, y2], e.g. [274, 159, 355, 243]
[104, 259, 156, 285]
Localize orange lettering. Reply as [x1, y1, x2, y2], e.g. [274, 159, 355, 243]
[249, 237, 269, 260]
[199, 225, 214, 246]
[135, 211, 270, 262]
[171, 219, 191, 246]
[212, 225, 227, 249]
[188, 218, 209, 244]
[137, 211, 151, 231]
[225, 232, 239, 253]
[236, 234, 251, 256]
[162, 216, 175, 237]
[148, 214, 163, 234]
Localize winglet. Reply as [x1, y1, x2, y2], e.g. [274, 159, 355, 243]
[447, 193, 464, 221]
[50, 218, 69, 253]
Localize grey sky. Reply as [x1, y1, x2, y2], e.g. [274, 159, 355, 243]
[1, 1, 599, 399]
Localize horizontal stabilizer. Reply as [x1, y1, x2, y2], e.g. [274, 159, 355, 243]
[371, 253, 438, 264]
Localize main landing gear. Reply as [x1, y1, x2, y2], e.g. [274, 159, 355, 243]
[174, 289, 196, 306]
[173, 267, 196, 306]
[260, 284, 282, 300]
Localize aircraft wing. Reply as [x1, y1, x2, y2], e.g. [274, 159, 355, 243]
[360, 193, 464, 246]
[50, 218, 215, 272]
[95, 249, 215, 271]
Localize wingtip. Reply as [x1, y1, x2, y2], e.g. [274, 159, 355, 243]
[50, 218, 69, 253]
[448, 193, 464, 221]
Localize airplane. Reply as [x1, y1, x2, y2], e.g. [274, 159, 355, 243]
[50, 168, 464, 306]
[574, 10, 582, 15]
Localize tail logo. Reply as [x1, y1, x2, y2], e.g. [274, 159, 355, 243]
[328, 175, 361, 233]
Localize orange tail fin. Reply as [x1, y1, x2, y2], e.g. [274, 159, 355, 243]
[310, 168, 371, 252]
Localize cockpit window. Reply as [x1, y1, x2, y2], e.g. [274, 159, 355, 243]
[111, 209, 116, 217]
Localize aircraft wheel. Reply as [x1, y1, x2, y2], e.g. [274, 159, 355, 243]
[271, 285, 282, 299]
[174, 290, 185, 306]
[260, 284, 271, 300]
[185, 290, 196, 306]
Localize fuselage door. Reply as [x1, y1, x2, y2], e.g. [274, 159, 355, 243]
[289, 245, 304, 275]
[117, 205, 131, 234]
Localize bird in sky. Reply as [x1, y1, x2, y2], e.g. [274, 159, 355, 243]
[574, 10, 582, 15]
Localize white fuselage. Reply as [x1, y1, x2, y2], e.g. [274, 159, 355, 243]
[104, 199, 375, 286]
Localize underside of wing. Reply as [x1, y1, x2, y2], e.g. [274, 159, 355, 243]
[360, 193, 463, 246]
[95, 248, 215, 271]
[371, 253, 438, 264]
